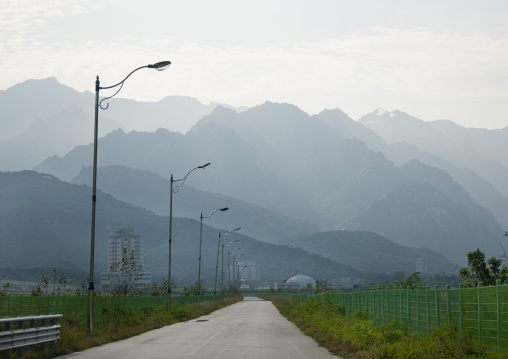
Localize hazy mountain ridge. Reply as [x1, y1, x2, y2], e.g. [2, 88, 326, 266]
[0, 170, 363, 284]
[348, 181, 502, 264]
[32, 102, 504, 266]
[0, 106, 125, 171]
[282, 230, 459, 273]
[70, 165, 321, 241]
[3, 78, 507, 273]
[359, 108, 508, 197]
[0, 78, 242, 171]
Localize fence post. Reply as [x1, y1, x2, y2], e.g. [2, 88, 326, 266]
[407, 286, 411, 328]
[446, 285, 451, 326]
[496, 279, 501, 350]
[435, 285, 440, 330]
[399, 287, 402, 323]
[478, 282, 483, 345]
[426, 286, 430, 334]
[19, 294, 22, 316]
[416, 287, 420, 333]
[386, 287, 389, 323]
[7, 294, 11, 317]
[458, 284, 463, 330]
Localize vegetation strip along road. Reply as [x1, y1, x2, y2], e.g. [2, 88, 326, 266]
[265, 296, 508, 359]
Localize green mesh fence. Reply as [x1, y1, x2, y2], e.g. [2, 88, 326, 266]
[264, 281, 508, 351]
[0, 293, 237, 326]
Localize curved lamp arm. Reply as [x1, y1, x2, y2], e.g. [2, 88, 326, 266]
[202, 207, 229, 225]
[98, 61, 171, 110]
[173, 162, 211, 192]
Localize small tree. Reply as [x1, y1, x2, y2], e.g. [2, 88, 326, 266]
[41, 272, 49, 295]
[149, 277, 171, 297]
[459, 249, 508, 287]
[108, 248, 143, 295]
[0, 282, 9, 296]
[314, 278, 332, 294]
[50, 267, 67, 295]
[181, 280, 201, 296]
[396, 272, 422, 289]
[75, 282, 88, 296]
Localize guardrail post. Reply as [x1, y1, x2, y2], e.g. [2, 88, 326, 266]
[4, 318, 10, 359]
[50, 316, 56, 349]
[29, 318, 35, 352]
[41, 318, 46, 350]
[16, 320, 23, 357]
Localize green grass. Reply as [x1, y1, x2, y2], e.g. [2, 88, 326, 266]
[8, 296, 242, 359]
[265, 296, 508, 359]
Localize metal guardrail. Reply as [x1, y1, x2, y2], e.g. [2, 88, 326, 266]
[0, 314, 62, 358]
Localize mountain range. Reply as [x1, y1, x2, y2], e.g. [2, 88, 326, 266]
[0, 171, 458, 285]
[1, 77, 507, 280]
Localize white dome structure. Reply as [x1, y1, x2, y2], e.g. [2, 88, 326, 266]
[286, 274, 316, 289]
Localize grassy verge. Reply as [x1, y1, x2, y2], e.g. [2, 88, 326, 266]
[265, 296, 508, 359]
[16, 296, 242, 359]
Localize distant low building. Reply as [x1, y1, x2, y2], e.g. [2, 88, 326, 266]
[280, 274, 316, 289]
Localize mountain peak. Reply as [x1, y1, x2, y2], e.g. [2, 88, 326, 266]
[374, 108, 389, 116]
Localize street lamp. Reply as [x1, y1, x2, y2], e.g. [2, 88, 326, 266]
[198, 207, 228, 303]
[235, 253, 246, 290]
[228, 247, 242, 293]
[222, 238, 240, 300]
[88, 61, 171, 334]
[168, 163, 210, 311]
[215, 228, 240, 301]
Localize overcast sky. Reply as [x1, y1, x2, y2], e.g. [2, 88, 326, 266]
[1, 0, 507, 129]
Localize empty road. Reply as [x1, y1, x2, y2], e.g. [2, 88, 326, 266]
[58, 297, 339, 358]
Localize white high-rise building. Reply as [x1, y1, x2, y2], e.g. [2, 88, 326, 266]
[416, 257, 427, 274]
[101, 228, 151, 291]
[108, 228, 144, 270]
[238, 260, 259, 282]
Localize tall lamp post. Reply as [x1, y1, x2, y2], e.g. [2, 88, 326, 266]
[198, 207, 229, 303]
[215, 228, 240, 300]
[222, 237, 240, 300]
[228, 247, 243, 293]
[235, 253, 246, 290]
[168, 163, 210, 311]
[88, 60, 171, 334]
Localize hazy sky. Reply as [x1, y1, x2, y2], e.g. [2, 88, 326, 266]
[1, 0, 507, 129]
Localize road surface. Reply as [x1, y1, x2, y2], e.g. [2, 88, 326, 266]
[58, 297, 340, 358]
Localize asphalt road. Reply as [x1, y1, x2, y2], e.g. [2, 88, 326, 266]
[58, 297, 340, 359]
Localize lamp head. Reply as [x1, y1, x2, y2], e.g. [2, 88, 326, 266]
[199, 162, 211, 169]
[148, 61, 171, 71]
[234, 227, 241, 231]
[220, 207, 229, 212]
